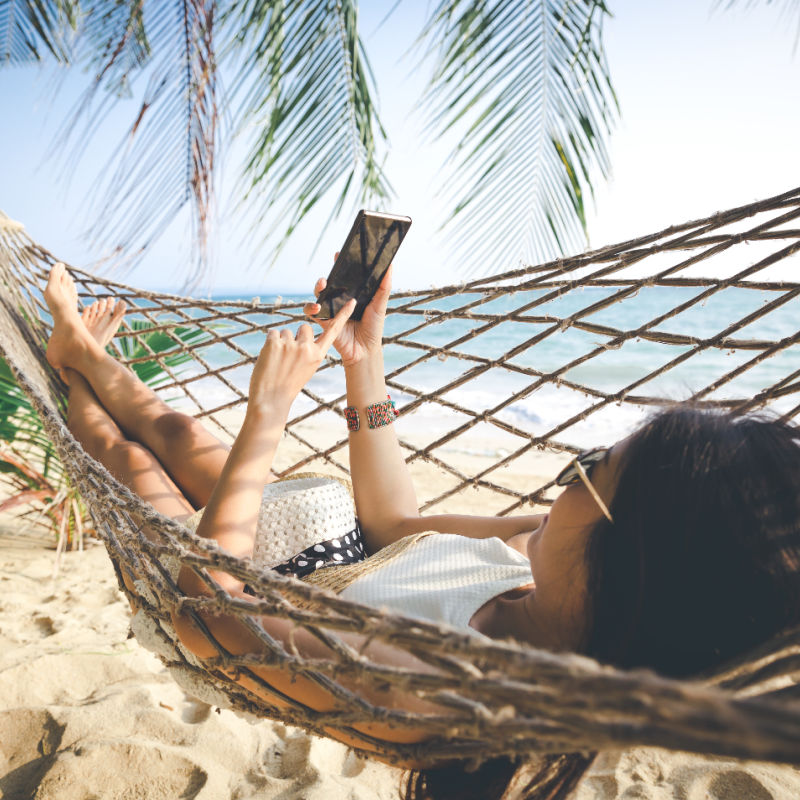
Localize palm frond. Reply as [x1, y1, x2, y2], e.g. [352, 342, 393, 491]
[715, 0, 800, 53]
[226, 0, 391, 264]
[58, 0, 219, 288]
[418, 0, 617, 276]
[0, 0, 76, 65]
[73, 0, 150, 95]
[116, 318, 215, 387]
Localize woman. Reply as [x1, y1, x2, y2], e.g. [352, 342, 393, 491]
[43, 262, 800, 800]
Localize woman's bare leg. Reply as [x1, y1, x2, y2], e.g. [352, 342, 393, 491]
[65, 369, 195, 523]
[65, 367, 196, 601]
[45, 263, 230, 509]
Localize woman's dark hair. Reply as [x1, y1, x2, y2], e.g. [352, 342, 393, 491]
[584, 405, 800, 676]
[404, 405, 800, 800]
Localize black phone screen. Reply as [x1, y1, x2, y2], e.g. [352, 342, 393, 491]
[315, 211, 412, 321]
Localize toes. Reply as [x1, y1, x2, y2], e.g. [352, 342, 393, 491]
[56, 262, 78, 302]
[111, 300, 127, 321]
[46, 262, 65, 292]
[45, 263, 78, 312]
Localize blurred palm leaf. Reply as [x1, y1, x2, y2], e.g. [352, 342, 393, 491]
[716, 0, 800, 52]
[417, 0, 617, 276]
[116, 317, 214, 387]
[227, 0, 391, 261]
[74, 0, 150, 94]
[0, 353, 81, 536]
[58, 0, 218, 288]
[0, 0, 76, 64]
[0, 357, 61, 480]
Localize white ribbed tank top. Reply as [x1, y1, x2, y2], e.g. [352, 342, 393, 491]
[340, 533, 533, 635]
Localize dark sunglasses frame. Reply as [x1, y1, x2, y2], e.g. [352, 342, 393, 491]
[554, 447, 610, 487]
[554, 446, 614, 522]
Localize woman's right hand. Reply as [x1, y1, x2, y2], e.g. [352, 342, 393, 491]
[303, 263, 392, 368]
[248, 299, 355, 413]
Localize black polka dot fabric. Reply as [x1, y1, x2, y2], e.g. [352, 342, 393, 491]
[243, 522, 366, 596]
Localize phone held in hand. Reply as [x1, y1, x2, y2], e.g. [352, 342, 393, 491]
[315, 210, 412, 321]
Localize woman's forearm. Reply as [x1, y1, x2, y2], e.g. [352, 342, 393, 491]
[345, 351, 420, 550]
[190, 403, 288, 593]
[392, 513, 545, 541]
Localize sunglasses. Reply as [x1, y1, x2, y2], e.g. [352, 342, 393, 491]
[554, 447, 614, 523]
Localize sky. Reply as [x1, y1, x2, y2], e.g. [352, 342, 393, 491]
[0, 0, 798, 297]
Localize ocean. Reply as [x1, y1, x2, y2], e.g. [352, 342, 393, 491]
[158, 284, 800, 450]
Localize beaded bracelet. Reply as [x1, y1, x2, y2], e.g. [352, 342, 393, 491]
[344, 405, 361, 432]
[366, 396, 397, 429]
[344, 395, 398, 432]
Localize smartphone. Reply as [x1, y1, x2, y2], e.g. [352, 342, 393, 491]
[315, 210, 412, 321]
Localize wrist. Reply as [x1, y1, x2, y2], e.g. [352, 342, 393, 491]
[340, 343, 382, 370]
[344, 354, 386, 404]
[344, 348, 383, 378]
[245, 397, 292, 427]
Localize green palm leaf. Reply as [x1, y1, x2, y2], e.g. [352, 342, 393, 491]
[418, 0, 617, 275]
[0, 0, 76, 64]
[227, 0, 391, 261]
[116, 318, 214, 387]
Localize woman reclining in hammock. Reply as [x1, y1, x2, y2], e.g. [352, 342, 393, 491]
[43, 262, 800, 800]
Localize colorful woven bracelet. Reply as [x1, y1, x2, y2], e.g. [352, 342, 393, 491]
[366, 396, 397, 429]
[344, 405, 360, 432]
[345, 395, 398, 432]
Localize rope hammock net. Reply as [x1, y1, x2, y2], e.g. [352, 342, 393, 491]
[2, 187, 800, 770]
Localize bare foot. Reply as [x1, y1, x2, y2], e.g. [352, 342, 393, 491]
[81, 297, 128, 349]
[44, 263, 101, 376]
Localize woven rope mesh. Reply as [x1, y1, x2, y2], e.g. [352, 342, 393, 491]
[2, 190, 800, 766]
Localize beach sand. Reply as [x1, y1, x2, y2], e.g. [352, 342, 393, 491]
[0, 531, 403, 800]
[2, 423, 800, 799]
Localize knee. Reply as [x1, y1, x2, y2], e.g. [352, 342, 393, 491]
[105, 439, 154, 477]
[153, 412, 200, 449]
[68, 416, 125, 463]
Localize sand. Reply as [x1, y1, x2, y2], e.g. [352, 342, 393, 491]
[0, 528, 404, 800]
[2, 425, 800, 799]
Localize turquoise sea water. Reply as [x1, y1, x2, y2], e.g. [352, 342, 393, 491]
[156, 284, 800, 449]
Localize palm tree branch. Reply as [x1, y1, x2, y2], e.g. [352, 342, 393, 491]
[418, 0, 617, 275]
[53, 0, 219, 288]
[228, 0, 390, 267]
[74, 0, 149, 93]
[0, 0, 76, 64]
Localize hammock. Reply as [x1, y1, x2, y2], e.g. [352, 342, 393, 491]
[2, 189, 800, 771]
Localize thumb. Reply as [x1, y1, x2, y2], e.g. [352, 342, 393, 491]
[369, 265, 393, 316]
[317, 298, 355, 350]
